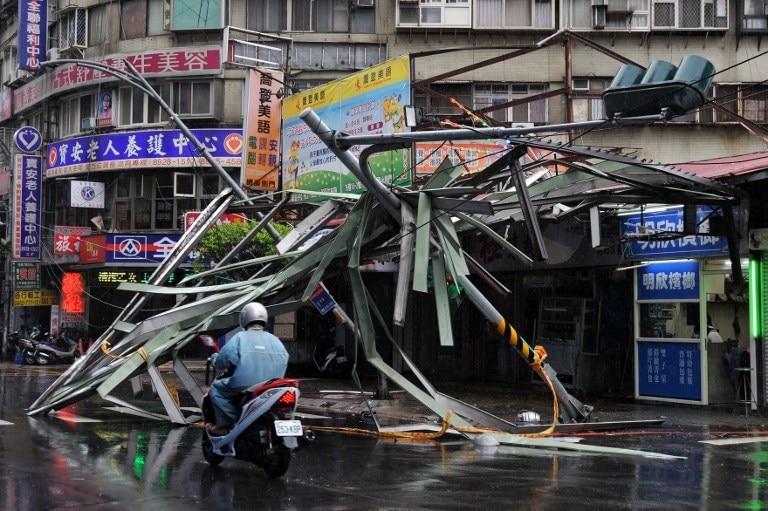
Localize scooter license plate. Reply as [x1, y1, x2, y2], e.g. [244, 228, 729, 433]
[274, 419, 303, 437]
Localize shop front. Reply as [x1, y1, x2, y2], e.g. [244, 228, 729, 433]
[625, 205, 750, 407]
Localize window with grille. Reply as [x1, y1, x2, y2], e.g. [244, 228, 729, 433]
[651, 0, 727, 28]
[59, 8, 88, 50]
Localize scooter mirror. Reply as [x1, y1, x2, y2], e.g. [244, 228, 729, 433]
[198, 334, 219, 352]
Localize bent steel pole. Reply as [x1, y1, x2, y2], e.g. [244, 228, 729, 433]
[300, 107, 593, 423]
[457, 275, 592, 422]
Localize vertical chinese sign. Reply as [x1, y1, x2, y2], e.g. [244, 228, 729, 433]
[242, 69, 283, 191]
[14, 154, 42, 259]
[17, 0, 47, 71]
[61, 272, 86, 329]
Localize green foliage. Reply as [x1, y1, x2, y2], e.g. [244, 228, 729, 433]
[194, 220, 292, 270]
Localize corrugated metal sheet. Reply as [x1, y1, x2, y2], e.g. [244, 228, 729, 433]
[673, 152, 768, 180]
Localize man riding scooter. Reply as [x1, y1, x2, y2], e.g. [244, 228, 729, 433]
[206, 302, 290, 436]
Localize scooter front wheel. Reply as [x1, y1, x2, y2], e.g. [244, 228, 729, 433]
[262, 444, 291, 478]
[23, 352, 36, 365]
[202, 431, 224, 466]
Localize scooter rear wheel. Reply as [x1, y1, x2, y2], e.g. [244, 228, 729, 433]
[262, 444, 291, 478]
[36, 354, 50, 365]
[202, 431, 224, 466]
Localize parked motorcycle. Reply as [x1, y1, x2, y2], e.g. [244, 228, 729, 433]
[20, 326, 50, 365]
[33, 333, 81, 365]
[198, 334, 304, 478]
[312, 340, 351, 378]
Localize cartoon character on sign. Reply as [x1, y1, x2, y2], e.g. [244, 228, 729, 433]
[286, 139, 301, 189]
[382, 94, 404, 134]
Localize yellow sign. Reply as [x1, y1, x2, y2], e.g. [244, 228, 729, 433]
[14, 290, 57, 306]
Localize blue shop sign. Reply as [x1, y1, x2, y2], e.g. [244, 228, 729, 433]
[637, 340, 701, 401]
[620, 206, 731, 259]
[46, 128, 243, 177]
[636, 260, 699, 301]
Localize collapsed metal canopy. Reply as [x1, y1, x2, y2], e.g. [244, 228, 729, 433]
[25, 113, 743, 459]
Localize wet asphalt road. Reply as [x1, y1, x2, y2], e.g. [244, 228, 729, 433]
[2, 362, 768, 510]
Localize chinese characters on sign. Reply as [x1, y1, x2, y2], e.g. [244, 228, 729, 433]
[281, 55, 411, 199]
[13, 47, 222, 114]
[17, 0, 47, 71]
[14, 154, 42, 259]
[620, 206, 733, 259]
[242, 69, 283, 191]
[12, 261, 41, 289]
[61, 272, 85, 314]
[636, 260, 700, 301]
[46, 128, 243, 177]
[637, 341, 701, 400]
[54, 226, 93, 255]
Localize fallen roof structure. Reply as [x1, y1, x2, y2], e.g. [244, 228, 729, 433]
[26, 106, 746, 459]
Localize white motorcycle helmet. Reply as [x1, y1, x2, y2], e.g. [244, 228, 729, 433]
[240, 302, 268, 329]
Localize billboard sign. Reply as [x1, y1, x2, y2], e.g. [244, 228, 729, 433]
[281, 55, 411, 200]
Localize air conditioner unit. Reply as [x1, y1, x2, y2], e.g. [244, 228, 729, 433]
[47, 47, 60, 62]
[3, 69, 30, 87]
[354, 0, 374, 7]
[592, 4, 607, 28]
[81, 117, 96, 130]
[607, 0, 632, 12]
[511, 122, 534, 129]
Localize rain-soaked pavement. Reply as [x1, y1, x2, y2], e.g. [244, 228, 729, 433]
[2, 361, 768, 510]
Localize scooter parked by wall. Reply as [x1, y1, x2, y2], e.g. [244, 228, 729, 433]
[198, 334, 305, 478]
[33, 333, 81, 365]
[19, 326, 50, 365]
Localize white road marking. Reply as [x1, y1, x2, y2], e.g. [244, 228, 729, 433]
[701, 436, 768, 446]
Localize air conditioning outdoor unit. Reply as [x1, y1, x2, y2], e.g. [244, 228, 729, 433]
[3, 69, 30, 87]
[511, 122, 534, 129]
[354, 0, 374, 7]
[592, 4, 607, 28]
[47, 47, 61, 62]
[81, 117, 96, 130]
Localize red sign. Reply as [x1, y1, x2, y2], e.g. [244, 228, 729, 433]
[79, 234, 107, 264]
[184, 212, 247, 231]
[61, 272, 85, 313]
[54, 226, 93, 255]
[14, 47, 222, 114]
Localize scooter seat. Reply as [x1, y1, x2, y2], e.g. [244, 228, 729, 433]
[246, 378, 300, 397]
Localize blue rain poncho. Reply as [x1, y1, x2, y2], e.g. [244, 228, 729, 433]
[209, 327, 289, 426]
